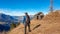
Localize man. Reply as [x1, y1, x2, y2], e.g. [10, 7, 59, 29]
[23, 12, 31, 34]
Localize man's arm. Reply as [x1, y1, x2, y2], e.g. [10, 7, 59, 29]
[23, 16, 26, 24]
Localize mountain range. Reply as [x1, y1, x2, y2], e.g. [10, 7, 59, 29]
[0, 13, 18, 24]
[0, 13, 34, 24]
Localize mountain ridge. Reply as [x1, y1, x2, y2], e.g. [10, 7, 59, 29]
[8, 10, 60, 34]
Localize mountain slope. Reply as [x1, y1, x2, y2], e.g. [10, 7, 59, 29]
[8, 11, 60, 34]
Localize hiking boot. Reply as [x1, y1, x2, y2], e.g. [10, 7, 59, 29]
[29, 30, 31, 32]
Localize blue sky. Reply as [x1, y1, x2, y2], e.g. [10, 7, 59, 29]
[0, 0, 60, 16]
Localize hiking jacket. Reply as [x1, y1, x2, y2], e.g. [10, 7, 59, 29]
[23, 15, 30, 24]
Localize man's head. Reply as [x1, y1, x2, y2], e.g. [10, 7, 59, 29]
[25, 12, 28, 16]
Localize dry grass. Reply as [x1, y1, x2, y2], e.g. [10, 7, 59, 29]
[8, 11, 60, 34]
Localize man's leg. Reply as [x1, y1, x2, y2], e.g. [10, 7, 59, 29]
[24, 23, 27, 34]
[28, 23, 31, 32]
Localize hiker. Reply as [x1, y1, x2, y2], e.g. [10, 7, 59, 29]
[23, 12, 31, 34]
[37, 15, 39, 20]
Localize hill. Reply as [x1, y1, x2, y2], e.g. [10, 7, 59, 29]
[8, 10, 60, 34]
[0, 13, 18, 24]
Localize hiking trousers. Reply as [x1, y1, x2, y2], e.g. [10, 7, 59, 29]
[24, 23, 31, 34]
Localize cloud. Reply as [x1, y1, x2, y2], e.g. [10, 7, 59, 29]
[0, 8, 48, 16]
[0, 9, 24, 16]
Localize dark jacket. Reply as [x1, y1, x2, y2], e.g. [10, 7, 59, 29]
[26, 15, 30, 24]
[23, 15, 30, 24]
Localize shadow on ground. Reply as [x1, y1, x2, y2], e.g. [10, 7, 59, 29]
[33, 24, 41, 30]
